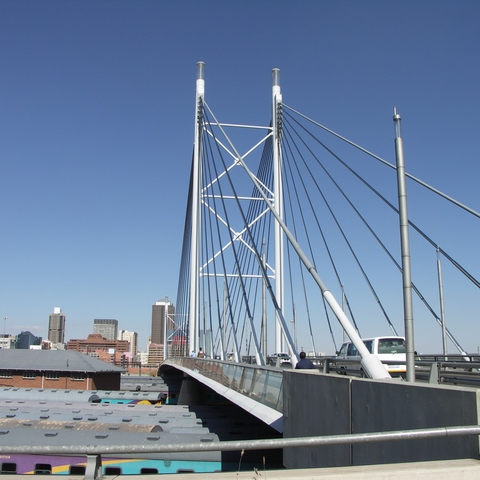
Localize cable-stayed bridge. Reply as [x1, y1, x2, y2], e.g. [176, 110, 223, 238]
[156, 65, 480, 472]
[167, 62, 479, 382]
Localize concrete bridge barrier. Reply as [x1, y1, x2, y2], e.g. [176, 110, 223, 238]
[283, 370, 479, 468]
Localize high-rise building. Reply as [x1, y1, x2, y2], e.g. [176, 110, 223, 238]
[119, 330, 138, 357]
[48, 307, 66, 344]
[151, 299, 174, 345]
[93, 319, 118, 341]
[16, 331, 43, 349]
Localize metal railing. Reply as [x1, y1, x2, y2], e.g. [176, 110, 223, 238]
[2, 424, 480, 480]
[163, 357, 285, 412]
[165, 355, 480, 387]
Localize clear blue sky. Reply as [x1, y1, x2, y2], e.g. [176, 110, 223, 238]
[1, 0, 479, 353]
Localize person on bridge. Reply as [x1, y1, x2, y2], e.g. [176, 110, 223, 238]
[197, 348, 205, 358]
[295, 351, 315, 369]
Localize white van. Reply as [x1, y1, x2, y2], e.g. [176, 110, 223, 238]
[336, 336, 406, 375]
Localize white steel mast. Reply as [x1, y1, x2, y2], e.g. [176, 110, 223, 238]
[189, 62, 205, 355]
[272, 68, 285, 355]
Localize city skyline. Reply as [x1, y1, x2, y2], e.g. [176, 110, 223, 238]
[2, 307, 149, 353]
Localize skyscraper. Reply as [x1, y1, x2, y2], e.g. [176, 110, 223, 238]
[48, 307, 66, 344]
[119, 330, 138, 357]
[151, 299, 174, 345]
[93, 319, 118, 341]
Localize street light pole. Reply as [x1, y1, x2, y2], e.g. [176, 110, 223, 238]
[2, 317, 7, 348]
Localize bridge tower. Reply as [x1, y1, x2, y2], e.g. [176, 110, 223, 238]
[187, 63, 290, 360]
[188, 62, 205, 355]
[185, 63, 392, 379]
[272, 68, 285, 355]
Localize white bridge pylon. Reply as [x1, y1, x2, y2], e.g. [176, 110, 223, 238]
[188, 62, 391, 379]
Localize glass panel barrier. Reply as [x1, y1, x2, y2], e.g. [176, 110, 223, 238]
[166, 358, 284, 413]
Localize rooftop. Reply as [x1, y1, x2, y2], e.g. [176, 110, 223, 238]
[0, 349, 124, 373]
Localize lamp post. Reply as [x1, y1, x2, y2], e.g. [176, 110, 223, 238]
[2, 317, 7, 348]
[290, 304, 297, 352]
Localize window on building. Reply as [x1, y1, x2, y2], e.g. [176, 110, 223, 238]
[0, 370, 12, 378]
[23, 371, 36, 379]
[71, 372, 85, 381]
[46, 371, 59, 380]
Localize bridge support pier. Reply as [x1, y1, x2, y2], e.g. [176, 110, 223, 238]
[177, 376, 207, 405]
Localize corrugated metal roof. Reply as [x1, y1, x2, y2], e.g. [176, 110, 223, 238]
[0, 389, 100, 403]
[0, 350, 124, 373]
[0, 418, 165, 433]
[0, 398, 191, 413]
[0, 428, 221, 461]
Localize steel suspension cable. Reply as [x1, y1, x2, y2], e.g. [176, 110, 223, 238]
[202, 109, 264, 364]
[282, 110, 467, 353]
[174, 153, 195, 355]
[203, 101, 298, 365]
[283, 104, 480, 220]
[201, 124, 239, 358]
[283, 115, 399, 336]
[284, 109, 480, 290]
[282, 145, 320, 354]
[281, 121, 363, 335]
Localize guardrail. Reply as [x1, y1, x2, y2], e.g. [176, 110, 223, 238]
[231, 355, 480, 386]
[162, 357, 285, 412]
[2, 424, 480, 480]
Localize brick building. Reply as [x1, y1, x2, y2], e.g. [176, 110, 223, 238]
[0, 350, 124, 390]
[66, 334, 129, 355]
